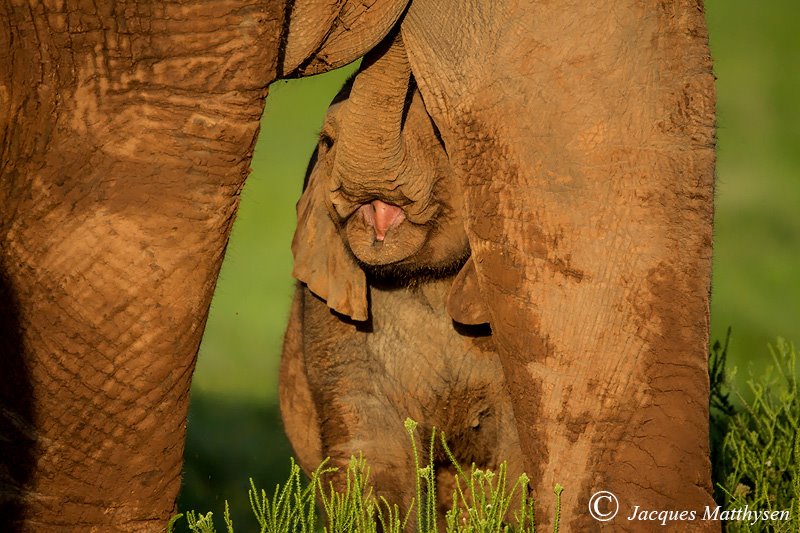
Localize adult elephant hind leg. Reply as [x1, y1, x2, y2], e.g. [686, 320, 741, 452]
[401, 0, 718, 529]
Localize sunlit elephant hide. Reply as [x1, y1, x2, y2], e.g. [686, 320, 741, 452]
[1, 0, 716, 530]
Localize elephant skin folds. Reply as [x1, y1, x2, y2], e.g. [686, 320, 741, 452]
[0, 2, 287, 530]
[399, 0, 718, 530]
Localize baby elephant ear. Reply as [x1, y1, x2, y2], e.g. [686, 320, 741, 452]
[291, 166, 368, 322]
[447, 256, 490, 325]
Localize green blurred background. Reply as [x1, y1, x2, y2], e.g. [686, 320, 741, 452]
[178, 1, 799, 527]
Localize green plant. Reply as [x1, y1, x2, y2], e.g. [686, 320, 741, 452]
[710, 336, 799, 532]
[710, 328, 738, 495]
[171, 419, 557, 532]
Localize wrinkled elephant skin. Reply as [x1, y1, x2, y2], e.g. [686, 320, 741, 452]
[401, 1, 717, 529]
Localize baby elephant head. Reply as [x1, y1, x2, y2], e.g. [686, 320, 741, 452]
[292, 31, 487, 325]
[330, 81, 468, 277]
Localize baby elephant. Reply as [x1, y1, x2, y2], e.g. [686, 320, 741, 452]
[279, 68, 524, 515]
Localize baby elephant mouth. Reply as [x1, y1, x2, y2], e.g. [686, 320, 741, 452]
[360, 200, 405, 242]
[345, 199, 428, 266]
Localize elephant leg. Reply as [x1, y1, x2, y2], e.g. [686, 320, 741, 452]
[279, 286, 323, 475]
[401, 1, 718, 529]
[1, 166, 248, 530]
[0, 3, 286, 530]
[299, 288, 418, 511]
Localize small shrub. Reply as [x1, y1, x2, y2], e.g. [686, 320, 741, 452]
[710, 335, 800, 532]
[170, 419, 558, 532]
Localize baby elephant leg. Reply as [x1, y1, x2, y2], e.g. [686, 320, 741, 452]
[279, 286, 323, 475]
[300, 287, 419, 511]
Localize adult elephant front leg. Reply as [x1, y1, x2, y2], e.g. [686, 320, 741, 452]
[402, 1, 717, 530]
[0, 4, 289, 529]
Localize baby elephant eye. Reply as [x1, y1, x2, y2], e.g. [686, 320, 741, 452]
[319, 132, 334, 151]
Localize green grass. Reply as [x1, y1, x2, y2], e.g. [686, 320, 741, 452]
[710, 336, 800, 532]
[173, 420, 555, 533]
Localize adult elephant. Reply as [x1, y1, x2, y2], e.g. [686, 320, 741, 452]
[1, 1, 716, 531]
